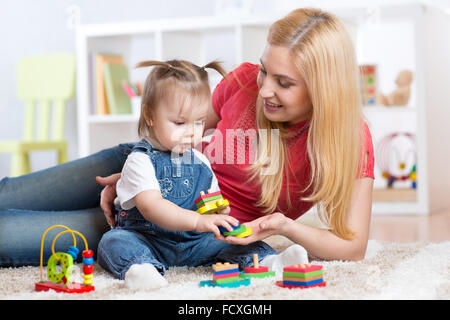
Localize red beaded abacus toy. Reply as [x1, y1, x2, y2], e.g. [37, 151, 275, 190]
[35, 225, 95, 294]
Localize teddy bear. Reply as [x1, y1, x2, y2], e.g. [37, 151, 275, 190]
[377, 70, 413, 106]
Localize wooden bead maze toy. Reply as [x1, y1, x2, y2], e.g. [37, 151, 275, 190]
[199, 262, 250, 288]
[276, 264, 326, 289]
[35, 225, 95, 294]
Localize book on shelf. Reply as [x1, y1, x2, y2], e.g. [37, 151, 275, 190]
[103, 62, 132, 114]
[90, 53, 124, 115]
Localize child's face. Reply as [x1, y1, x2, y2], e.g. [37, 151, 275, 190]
[149, 91, 209, 154]
[257, 44, 313, 126]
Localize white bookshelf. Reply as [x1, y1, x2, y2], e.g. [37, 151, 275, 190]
[75, 3, 449, 215]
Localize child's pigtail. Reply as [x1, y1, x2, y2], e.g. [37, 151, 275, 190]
[201, 60, 228, 81]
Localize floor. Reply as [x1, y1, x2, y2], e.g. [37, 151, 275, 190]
[369, 208, 450, 242]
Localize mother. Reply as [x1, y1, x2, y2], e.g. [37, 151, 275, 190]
[0, 8, 373, 267]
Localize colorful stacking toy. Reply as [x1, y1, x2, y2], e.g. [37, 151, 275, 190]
[194, 190, 253, 238]
[276, 264, 326, 289]
[219, 222, 253, 238]
[241, 254, 275, 279]
[200, 262, 250, 288]
[195, 190, 230, 215]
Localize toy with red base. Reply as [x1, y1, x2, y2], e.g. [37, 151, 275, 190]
[199, 262, 250, 288]
[35, 225, 95, 294]
[276, 263, 326, 289]
[241, 254, 275, 279]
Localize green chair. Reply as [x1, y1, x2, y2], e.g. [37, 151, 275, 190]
[0, 53, 76, 177]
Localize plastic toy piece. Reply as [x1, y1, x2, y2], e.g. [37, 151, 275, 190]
[275, 280, 326, 289]
[200, 278, 250, 288]
[47, 252, 74, 285]
[194, 190, 222, 204]
[283, 263, 323, 273]
[195, 190, 230, 215]
[195, 194, 223, 206]
[244, 266, 269, 273]
[218, 221, 240, 233]
[276, 263, 326, 289]
[235, 226, 253, 238]
[213, 268, 239, 275]
[223, 224, 247, 236]
[35, 281, 95, 293]
[35, 225, 95, 293]
[200, 262, 250, 288]
[196, 199, 229, 215]
[214, 276, 241, 284]
[213, 272, 239, 280]
[212, 262, 238, 272]
[241, 254, 275, 279]
[283, 274, 322, 282]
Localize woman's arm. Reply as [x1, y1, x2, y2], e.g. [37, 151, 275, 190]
[221, 177, 373, 261]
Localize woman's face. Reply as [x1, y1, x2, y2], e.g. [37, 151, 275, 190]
[257, 44, 313, 126]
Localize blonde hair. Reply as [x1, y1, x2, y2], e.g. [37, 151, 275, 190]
[249, 8, 364, 239]
[136, 60, 227, 138]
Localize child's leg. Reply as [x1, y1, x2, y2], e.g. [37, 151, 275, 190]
[260, 244, 309, 274]
[97, 228, 167, 285]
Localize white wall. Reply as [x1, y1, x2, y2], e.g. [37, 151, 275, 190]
[424, 5, 450, 212]
[0, 0, 214, 178]
[0, 0, 449, 179]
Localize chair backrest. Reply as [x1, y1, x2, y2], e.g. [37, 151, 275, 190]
[16, 53, 76, 141]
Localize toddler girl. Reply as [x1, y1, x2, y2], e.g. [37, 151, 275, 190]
[97, 59, 280, 289]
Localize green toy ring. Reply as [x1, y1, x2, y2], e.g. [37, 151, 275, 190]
[47, 252, 74, 286]
[223, 224, 247, 236]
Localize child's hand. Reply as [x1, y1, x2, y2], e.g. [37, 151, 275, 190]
[194, 214, 239, 238]
[217, 206, 230, 215]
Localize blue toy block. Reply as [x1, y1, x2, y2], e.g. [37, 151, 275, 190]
[282, 278, 324, 287]
[213, 268, 239, 276]
[218, 222, 240, 233]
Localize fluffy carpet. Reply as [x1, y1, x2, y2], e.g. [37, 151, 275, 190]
[0, 238, 449, 300]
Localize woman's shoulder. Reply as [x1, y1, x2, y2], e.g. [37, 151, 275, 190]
[229, 62, 260, 85]
[212, 62, 259, 118]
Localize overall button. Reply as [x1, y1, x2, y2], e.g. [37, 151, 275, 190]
[120, 211, 127, 217]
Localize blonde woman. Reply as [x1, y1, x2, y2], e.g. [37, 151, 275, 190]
[0, 8, 373, 268]
[99, 8, 375, 263]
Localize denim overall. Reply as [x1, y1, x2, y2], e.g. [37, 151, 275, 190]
[97, 139, 276, 280]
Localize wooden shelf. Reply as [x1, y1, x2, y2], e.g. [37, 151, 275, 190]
[373, 188, 417, 202]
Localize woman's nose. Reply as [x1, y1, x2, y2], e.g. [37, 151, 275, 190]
[259, 79, 276, 98]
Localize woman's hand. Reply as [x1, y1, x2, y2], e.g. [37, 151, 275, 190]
[96, 173, 121, 227]
[216, 212, 289, 245]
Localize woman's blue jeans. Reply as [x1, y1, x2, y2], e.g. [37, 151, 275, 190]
[0, 143, 134, 267]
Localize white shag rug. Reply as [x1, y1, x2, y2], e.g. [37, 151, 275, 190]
[1, 238, 449, 300]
